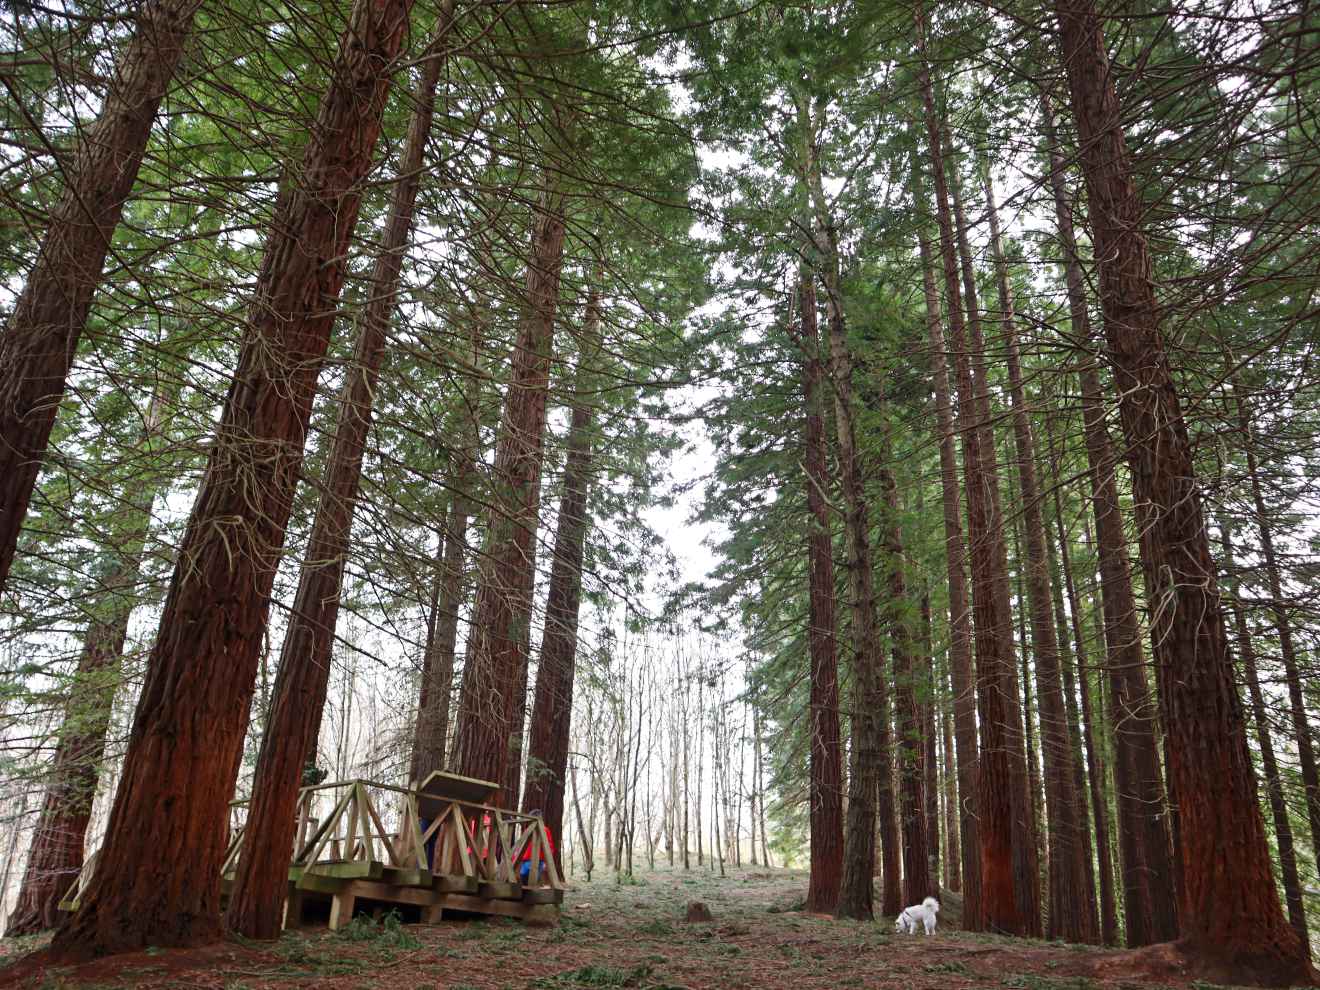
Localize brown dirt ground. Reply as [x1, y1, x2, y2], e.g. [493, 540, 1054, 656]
[0, 866, 1276, 989]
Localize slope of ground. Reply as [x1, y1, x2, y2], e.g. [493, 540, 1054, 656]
[0, 865, 1253, 989]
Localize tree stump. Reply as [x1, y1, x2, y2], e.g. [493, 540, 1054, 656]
[684, 901, 714, 923]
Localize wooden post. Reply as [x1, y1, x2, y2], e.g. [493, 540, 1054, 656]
[329, 888, 356, 931]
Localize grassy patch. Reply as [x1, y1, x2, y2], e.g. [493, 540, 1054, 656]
[924, 960, 970, 974]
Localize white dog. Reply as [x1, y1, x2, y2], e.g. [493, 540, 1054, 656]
[894, 896, 941, 935]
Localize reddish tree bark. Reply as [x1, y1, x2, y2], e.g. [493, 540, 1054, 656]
[796, 117, 900, 923]
[984, 173, 1097, 943]
[879, 456, 933, 905]
[50, 0, 417, 959]
[225, 28, 447, 940]
[940, 683, 961, 892]
[920, 586, 941, 889]
[915, 218, 980, 917]
[1044, 509, 1103, 941]
[521, 289, 602, 844]
[1049, 482, 1118, 947]
[916, 36, 1039, 928]
[793, 272, 845, 915]
[0, 0, 200, 592]
[945, 157, 1040, 938]
[451, 181, 567, 803]
[1039, 91, 1178, 946]
[806, 218, 897, 921]
[1220, 522, 1310, 956]
[1052, 0, 1313, 979]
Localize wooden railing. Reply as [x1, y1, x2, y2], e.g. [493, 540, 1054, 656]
[64, 776, 563, 915]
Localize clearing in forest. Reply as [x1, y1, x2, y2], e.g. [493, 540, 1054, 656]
[1, 867, 1231, 989]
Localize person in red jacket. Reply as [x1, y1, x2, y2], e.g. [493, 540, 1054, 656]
[519, 810, 555, 886]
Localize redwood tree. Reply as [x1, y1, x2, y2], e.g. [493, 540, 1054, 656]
[1052, 0, 1314, 979]
[51, 0, 418, 959]
[984, 171, 1096, 943]
[225, 23, 450, 939]
[794, 271, 845, 915]
[915, 214, 981, 921]
[1220, 521, 1310, 956]
[1038, 90, 1178, 946]
[915, 31, 1037, 932]
[521, 288, 603, 844]
[450, 179, 568, 801]
[0, 0, 201, 592]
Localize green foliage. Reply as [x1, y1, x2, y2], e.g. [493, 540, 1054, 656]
[533, 964, 662, 988]
[336, 911, 422, 950]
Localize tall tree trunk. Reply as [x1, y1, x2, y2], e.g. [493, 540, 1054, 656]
[1038, 91, 1178, 946]
[1220, 522, 1310, 956]
[819, 243, 889, 919]
[521, 288, 602, 845]
[1048, 478, 1118, 946]
[412, 243, 499, 783]
[920, 584, 941, 889]
[946, 152, 1041, 937]
[1051, 1, 1312, 979]
[815, 240, 894, 921]
[417, 337, 486, 779]
[940, 673, 961, 892]
[503, 649, 531, 806]
[915, 213, 981, 919]
[451, 179, 567, 802]
[410, 530, 449, 782]
[794, 272, 845, 915]
[984, 173, 1097, 943]
[794, 94, 896, 921]
[224, 28, 447, 940]
[1042, 489, 1102, 940]
[4, 407, 166, 936]
[0, 0, 200, 591]
[879, 452, 933, 905]
[51, 0, 417, 959]
[1235, 393, 1320, 866]
[916, 16, 1030, 931]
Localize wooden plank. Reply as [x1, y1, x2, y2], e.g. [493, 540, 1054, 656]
[492, 812, 514, 883]
[478, 880, 522, 901]
[345, 784, 361, 860]
[337, 878, 436, 908]
[539, 820, 564, 890]
[362, 786, 400, 866]
[296, 873, 350, 895]
[451, 804, 475, 878]
[431, 892, 555, 922]
[521, 887, 564, 905]
[432, 874, 478, 894]
[296, 786, 354, 866]
[304, 860, 382, 880]
[403, 794, 428, 869]
[381, 866, 428, 887]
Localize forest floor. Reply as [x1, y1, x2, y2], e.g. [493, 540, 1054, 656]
[0, 865, 1237, 990]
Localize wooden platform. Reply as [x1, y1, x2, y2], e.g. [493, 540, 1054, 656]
[68, 773, 565, 930]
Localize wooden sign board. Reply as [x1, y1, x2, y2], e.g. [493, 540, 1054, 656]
[416, 770, 499, 816]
